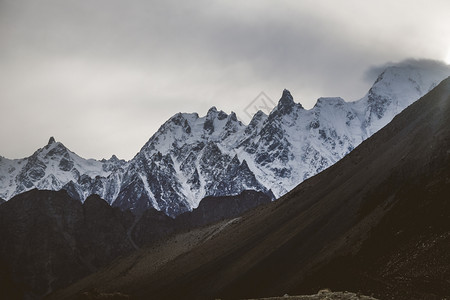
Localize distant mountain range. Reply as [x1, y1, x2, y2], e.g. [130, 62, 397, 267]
[1, 61, 449, 216]
[47, 73, 450, 300]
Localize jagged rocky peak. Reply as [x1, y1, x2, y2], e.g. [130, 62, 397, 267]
[206, 106, 231, 121]
[241, 112, 265, 139]
[42, 137, 68, 156]
[206, 106, 219, 117]
[101, 154, 122, 163]
[282, 88, 293, 98]
[252, 110, 267, 121]
[202, 107, 244, 140]
[275, 89, 303, 115]
[246, 110, 268, 129]
[43, 138, 70, 158]
[279, 89, 294, 107]
[228, 111, 237, 121]
[154, 112, 191, 136]
[1, 60, 449, 218]
[167, 112, 184, 125]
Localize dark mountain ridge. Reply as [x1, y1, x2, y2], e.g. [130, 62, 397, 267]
[0, 190, 134, 299]
[0, 189, 270, 299]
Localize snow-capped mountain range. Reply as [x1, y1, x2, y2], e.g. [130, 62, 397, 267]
[1, 62, 449, 216]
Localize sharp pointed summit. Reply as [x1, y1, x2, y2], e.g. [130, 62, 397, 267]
[207, 106, 218, 115]
[282, 88, 293, 99]
[48, 136, 56, 145]
[276, 89, 302, 114]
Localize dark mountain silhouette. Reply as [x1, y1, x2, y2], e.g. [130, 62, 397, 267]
[48, 77, 450, 300]
[0, 190, 134, 299]
[0, 189, 270, 299]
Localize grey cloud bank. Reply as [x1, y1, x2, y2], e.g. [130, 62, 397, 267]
[1, 0, 449, 159]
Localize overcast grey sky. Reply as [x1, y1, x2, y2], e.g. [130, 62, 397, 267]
[1, 0, 449, 160]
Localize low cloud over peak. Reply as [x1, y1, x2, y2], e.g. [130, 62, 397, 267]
[365, 59, 450, 83]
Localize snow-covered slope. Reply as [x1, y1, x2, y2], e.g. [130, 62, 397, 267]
[357, 62, 450, 134]
[112, 108, 271, 216]
[111, 62, 449, 216]
[0, 137, 127, 202]
[234, 63, 450, 198]
[1, 61, 449, 216]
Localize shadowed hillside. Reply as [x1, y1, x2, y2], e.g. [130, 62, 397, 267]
[48, 77, 450, 300]
[0, 189, 270, 299]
